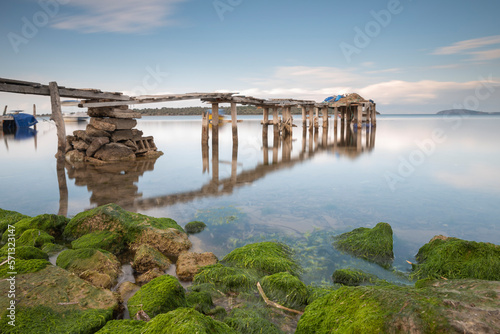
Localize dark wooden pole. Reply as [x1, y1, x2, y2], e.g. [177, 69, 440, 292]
[49, 82, 66, 158]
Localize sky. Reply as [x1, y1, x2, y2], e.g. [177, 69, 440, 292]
[0, 0, 499, 114]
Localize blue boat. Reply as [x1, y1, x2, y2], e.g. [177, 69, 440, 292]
[2, 112, 38, 131]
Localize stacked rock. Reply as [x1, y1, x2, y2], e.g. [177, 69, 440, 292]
[65, 106, 162, 163]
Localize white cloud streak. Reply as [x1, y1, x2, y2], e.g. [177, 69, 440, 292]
[51, 0, 187, 33]
[432, 35, 500, 55]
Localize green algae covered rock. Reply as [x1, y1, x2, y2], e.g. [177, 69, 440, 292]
[71, 231, 125, 255]
[56, 248, 121, 289]
[0, 246, 48, 261]
[193, 264, 259, 293]
[95, 320, 146, 334]
[222, 242, 301, 277]
[260, 272, 309, 310]
[333, 222, 394, 268]
[224, 307, 284, 334]
[127, 275, 187, 319]
[41, 242, 65, 255]
[143, 308, 237, 334]
[64, 204, 191, 256]
[0, 265, 118, 334]
[412, 235, 500, 281]
[0, 208, 29, 235]
[296, 279, 500, 334]
[332, 268, 379, 286]
[0, 259, 50, 279]
[185, 221, 206, 234]
[15, 229, 54, 248]
[186, 290, 213, 314]
[2, 214, 69, 243]
[132, 244, 171, 273]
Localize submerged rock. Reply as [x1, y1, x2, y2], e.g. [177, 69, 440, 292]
[332, 268, 380, 286]
[127, 275, 187, 319]
[94, 143, 136, 162]
[185, 221, 207, 234]
[56, 248, 121, 289]
[333, 222, 394, 268]
[412, 235, 500, 281]
[176, 251, 218, 281]
[136, 268, 164, 285]
[296, 279, 500, 334]
[222, 241, 302, 277]
[132, 244, 171, 274]
[0, 265, 118, 334]
[143, 308, 237, 334]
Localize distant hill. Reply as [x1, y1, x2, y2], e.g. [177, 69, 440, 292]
[436, 109, 500, 115]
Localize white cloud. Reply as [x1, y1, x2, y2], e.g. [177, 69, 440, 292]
[51, 0, 187, 33]
[432, 35, 500, 55]
[468, 48, 500, 61]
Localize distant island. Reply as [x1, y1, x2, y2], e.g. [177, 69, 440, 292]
[436, 109, 500, 115]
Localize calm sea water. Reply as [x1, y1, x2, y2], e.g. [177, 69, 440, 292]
[1, 114, 499, 284]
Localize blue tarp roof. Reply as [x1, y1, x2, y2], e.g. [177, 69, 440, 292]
[11, 113, 38, 128]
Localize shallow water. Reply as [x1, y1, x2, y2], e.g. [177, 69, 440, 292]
[1, 114, 499, 284]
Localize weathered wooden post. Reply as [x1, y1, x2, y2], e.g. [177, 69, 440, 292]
[3, 105, 7, 115]
[262, 106, 269, 125]
[357, 104, 363, 128]
[372, 103, 377, 127]
[49, 82, 66, 158]
[322, 106, 328, 128]
[301, 106, 306, 126]
[334, 106, 339, 128]
[308, 107, 314, 131]
[272, 107, 279, 126]
[262, 124, 269, 165]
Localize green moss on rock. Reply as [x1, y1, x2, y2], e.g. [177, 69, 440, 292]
[0, 265, 118, 333]
[56, 248, 121, 288]
[143, 308, 237, 334]
[41, 242, 65, 254]
[222, 242, 301, 277]
[132, 244, 171, 273]
[185, 221, 206, 234]
[260, 272, 309, 310]
[193, 264, 258, 293]
[0, 246, 48, 261]
[71, 231, 125, 254]
[16, 229, 54, 248]
[333, 222, 394, 268]
[127, 275, 187, 319]
[2, 214, 69, 243]
[412, 235, 500, 281]
[186, 290, 213, 314]
[95, 320, 146, 334]
[0, 209, 29, 235]
[332, 268, 379, 286]
[224, 307, 284, 334]
[0, 259, 50, 278]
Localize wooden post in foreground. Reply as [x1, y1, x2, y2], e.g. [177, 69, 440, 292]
[3, 105, 7, 115]
[49, 82, 66, 158]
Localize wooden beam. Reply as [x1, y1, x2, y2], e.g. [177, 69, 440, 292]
[49, 82, 66, 158]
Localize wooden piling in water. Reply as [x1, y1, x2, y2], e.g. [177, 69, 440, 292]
[49, 82, 66, 158]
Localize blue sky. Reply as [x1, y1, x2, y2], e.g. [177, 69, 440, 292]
[1, 0, 499, 113]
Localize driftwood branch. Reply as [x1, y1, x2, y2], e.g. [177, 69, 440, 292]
[256, 282, 304, 315]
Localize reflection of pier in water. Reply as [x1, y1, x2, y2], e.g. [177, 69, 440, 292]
[132, 122, 375, 211]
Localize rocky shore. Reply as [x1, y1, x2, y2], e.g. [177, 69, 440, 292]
[0, 205, 499, 333]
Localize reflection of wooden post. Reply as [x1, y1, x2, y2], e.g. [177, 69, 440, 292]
[356, 126, 362, 152]
[301, 125, 307, 154]
[263, 125, 269, 165]
[372, 103, 377, 127]
[56, 157, 68, 216]
[322, 120, 328, 147]
[333, 121, 338, 152]
[3, 105, 7, 115]
[273, 125, 279, 164]
[202, 111, 209, 173]
[211, 103, 219, 184]
[231, 102, 238, 143]
[49, 82, 66, 158]
[370, 125, 376, 150]
[308, 107, 314, 131]
[334, 107, 338, 128]
[231, 130, 238, 183]
[314, 107, 319, 129]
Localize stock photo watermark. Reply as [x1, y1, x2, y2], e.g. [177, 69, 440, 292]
[7, 0, 70, 54]
[129, 65, 169, 96]
[4, 225, 17, 327]
[213, 0, 243, 21]
[340, 0, 411, 63]
[384, 75, 497, 192]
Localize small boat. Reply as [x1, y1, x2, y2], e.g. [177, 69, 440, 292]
[207, 109, 226, 123]
[63, 112, 89, 122]
[2, 112, 37, 130]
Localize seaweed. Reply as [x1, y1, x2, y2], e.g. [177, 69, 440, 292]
[15, 229, 54, 248]
[71, 231, 125, 255]
[127, 275, 187, 319]
[222, 242, 302, 277]
[0, 246, 48, 261]
[0, 259, 50, 278]
[185, 221, 207, 234]
[143, 308, 237, 334]
[186, 290, 214, 314]
[193, 264, 259, 293]
[95, 320, 146, 334]
[332, 268, 380, 286]
[0, 209, 29, 236]
[411, 236, 500, 281]
[333, 222, 394, 269]
[2, 214, 69, 243]
[259, 272, 309, 310]
[224, 307, 284, 334]
[41, 242, 65, 255]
